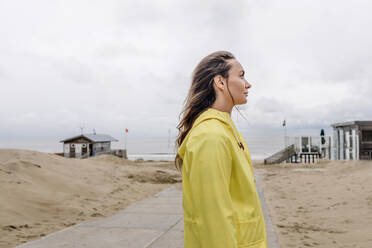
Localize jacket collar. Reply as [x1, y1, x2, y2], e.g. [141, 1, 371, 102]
[178, 108, 243, 160]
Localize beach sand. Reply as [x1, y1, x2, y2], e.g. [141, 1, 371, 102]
[0, 149, 181, 248]
[2, 149, 372, 248]
[254, 160, 372, 248]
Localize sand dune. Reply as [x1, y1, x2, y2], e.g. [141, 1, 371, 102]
[255, 160, 372, 248]
[0, 149, 180, 248]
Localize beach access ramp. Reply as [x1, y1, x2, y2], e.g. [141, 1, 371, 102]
[264, 144, 296, 164]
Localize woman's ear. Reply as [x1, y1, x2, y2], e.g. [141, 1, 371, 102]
[213, 75, 225, 90]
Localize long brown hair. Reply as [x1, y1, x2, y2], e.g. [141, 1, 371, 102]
[174, 51, 235, 171]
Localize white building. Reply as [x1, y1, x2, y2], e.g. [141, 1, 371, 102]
[331, 121, 372, 160]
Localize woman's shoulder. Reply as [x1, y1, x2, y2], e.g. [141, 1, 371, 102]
[184, 120, 233, 159]
[188, 119, 230, 144]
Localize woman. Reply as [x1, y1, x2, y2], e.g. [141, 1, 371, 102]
[175, 51, 268, 248]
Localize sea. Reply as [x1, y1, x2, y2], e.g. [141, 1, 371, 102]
[0, 136, 287, 161]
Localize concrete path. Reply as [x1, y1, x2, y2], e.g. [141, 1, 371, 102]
[255, 172, 281, 248]
[17, 180, 279, 248]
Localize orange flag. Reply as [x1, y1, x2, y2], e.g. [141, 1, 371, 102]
[125, 128, 129, 133]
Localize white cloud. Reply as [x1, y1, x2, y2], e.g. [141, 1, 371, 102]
[1, 0, 372, 153]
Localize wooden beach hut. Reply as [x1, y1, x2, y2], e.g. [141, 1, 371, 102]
[331, 121, 372, 160]
[60, 133, 118, 158]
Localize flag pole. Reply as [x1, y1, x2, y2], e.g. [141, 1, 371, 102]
[283, 119, 287, 148]
[124, 128, 128, 151]
[283, 119, 287, 162]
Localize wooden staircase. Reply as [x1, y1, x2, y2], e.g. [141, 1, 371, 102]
[264, 144, 297, 164]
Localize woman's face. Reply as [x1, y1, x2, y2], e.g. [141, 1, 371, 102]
[226, 59, 251, 105]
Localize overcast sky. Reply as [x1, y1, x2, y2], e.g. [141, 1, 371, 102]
[1, 0, 372, 153]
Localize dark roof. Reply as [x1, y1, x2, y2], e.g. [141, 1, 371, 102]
[331, 121, 372, 128]
[60, 133, 118, 143]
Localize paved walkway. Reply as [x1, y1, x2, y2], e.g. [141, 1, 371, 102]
[17, 178, 279, 248]
[255, 172, 281, 248]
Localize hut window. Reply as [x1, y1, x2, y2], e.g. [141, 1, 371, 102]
[362, 131, 372, 142]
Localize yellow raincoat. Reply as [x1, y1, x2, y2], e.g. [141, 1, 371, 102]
[178, 108, 268, 248]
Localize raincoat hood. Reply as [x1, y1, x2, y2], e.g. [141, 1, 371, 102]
[178, 108, 241, 161]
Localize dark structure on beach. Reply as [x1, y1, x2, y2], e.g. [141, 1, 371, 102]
[331, 121, 372, 160]
[60, 133, 118, 158]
